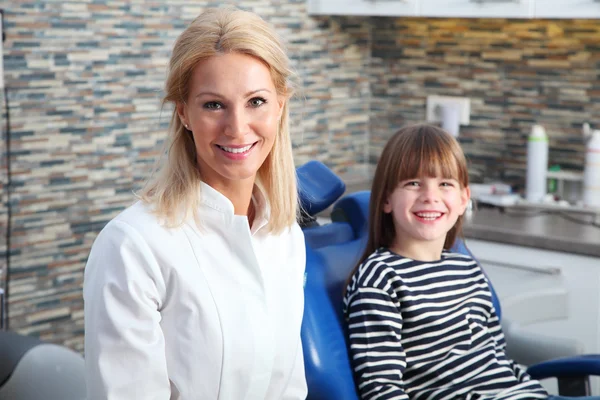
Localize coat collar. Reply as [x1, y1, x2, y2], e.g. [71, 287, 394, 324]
[198, 181, 270, 234]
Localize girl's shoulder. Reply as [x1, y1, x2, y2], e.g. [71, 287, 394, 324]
[361, 247, 409, 268]
[348, 248, 410, 290]
[441, 250, 478, 264]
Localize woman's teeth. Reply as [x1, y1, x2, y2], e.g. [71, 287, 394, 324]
[218, 144, 253, 153]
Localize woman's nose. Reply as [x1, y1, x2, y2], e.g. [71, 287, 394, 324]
[223, 108, 249, 138]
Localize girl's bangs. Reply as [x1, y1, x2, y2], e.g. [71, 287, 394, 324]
[396, 135, 460, 182]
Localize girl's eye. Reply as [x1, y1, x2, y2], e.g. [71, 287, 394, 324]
[440, 181, 455, 187]
[204, 101, 222, 110]
[405, 181, 420, 187]
[249, 97, 267, 107]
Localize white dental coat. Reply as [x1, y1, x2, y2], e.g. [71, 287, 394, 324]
[83, 183, 307, 400]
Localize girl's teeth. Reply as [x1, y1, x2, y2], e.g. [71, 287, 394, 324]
[219, 144, 253, 153]
[416, 212, 442, 219]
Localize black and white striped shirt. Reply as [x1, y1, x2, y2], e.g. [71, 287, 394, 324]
[343, 248, 548, 400]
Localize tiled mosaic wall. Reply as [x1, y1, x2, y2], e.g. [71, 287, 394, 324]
[1, 1, 599, 351]
[370, 18, 600, 187]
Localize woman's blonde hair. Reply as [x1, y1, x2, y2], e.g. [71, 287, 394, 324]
[139, 7, 298, 233]
[351, 124, 470, 278]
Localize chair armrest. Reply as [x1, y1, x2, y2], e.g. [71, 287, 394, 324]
[502, 319, 582, 367]
[527, 354, 600, 380]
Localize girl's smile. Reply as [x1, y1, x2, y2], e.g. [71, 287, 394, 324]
[413, 210, 445, 222]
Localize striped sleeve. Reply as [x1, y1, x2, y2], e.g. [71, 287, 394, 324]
[345, 286, 409, 400]
[509, 359, 533, 383]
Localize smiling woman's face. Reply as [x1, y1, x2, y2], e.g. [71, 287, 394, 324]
[177, 52, 284, 192]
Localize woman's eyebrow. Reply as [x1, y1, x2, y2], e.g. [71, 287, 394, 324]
[195, 88, 271, 99]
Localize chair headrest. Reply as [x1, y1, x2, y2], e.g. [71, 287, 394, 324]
[332, 191, 371, 238]
[297, 161, 346, 216]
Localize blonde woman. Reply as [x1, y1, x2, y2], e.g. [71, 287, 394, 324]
[83, 8, 307, 399]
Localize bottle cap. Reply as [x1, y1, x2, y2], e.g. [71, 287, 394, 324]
[529, 125, 548, 142]
[588, 130, 600, 150]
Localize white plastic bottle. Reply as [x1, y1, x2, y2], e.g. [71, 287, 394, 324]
[583, 130, 600, 208]
[525, 124, 549, 203]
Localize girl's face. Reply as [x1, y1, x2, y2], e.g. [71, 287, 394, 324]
[177, 52, 285, 193]
[383, 175, 470, 254]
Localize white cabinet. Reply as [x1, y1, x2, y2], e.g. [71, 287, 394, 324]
[419, 0, 533, 18]
[307, 0, 600, 18]
[307, 0, 419, 16]
[533, 0, 600, 18]
[466, 238, 600, 394]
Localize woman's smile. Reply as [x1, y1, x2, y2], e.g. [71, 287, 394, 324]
[216, 142, 258, 160]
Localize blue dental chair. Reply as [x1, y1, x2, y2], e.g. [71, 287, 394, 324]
[297, 160, 600, 399]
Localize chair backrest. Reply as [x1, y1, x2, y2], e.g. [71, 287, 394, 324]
[303, 244, 362, 400]
[300, 191, 369, 400]
[296, 161, 365, 399]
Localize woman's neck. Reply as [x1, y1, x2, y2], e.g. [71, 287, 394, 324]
[246, 200, 256, 226]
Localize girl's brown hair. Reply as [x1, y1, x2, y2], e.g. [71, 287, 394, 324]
[352, 123, 469, 276]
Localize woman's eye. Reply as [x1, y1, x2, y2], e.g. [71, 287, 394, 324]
[204, 101, 222, 110]
[249, 97, 266, 107]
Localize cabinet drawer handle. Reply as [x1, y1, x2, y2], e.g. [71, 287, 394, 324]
[476, 258, 561, 275]
[470, 0, 519, 3]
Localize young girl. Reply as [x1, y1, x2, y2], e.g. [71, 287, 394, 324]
[344, 124, 548, 399]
